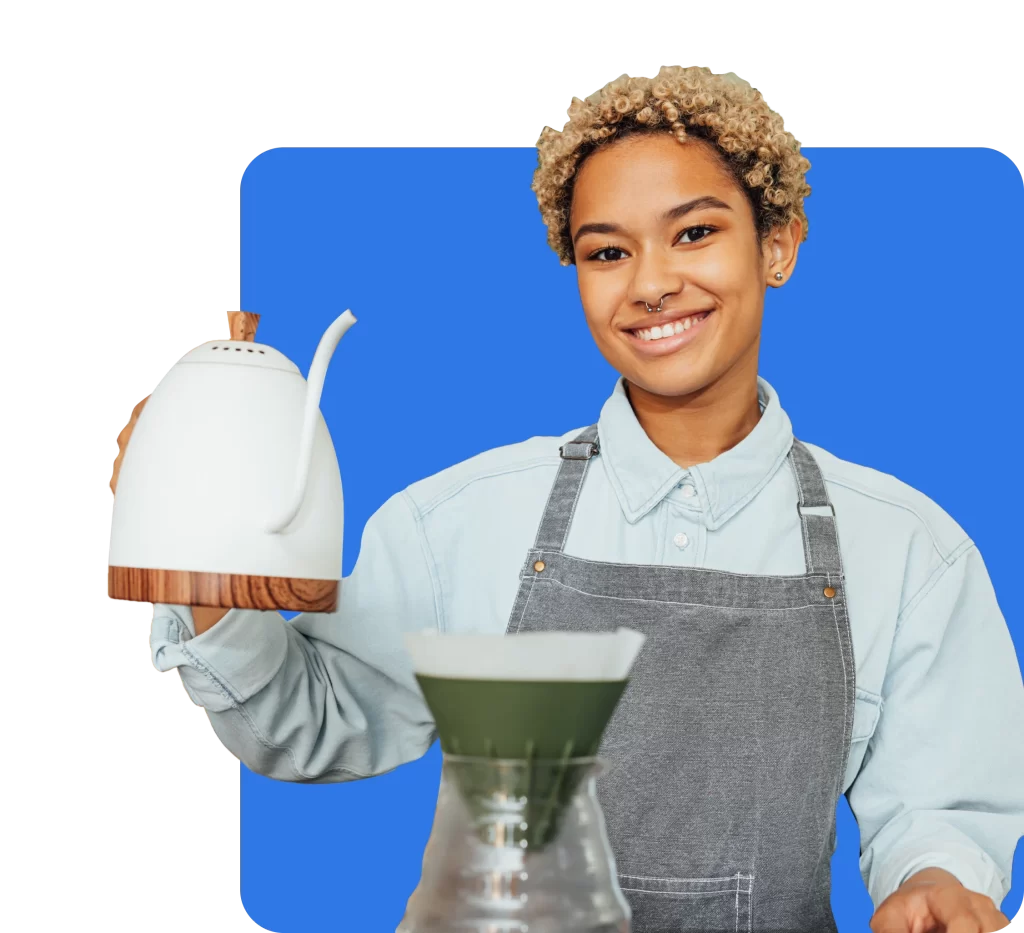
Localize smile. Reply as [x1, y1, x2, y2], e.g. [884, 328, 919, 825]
[631, 310, 713, 341]
[624, 309, 715, 355]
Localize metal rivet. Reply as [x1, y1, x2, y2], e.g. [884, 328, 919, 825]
[534, 560, 546, 572]
[823, 586, 836, 599]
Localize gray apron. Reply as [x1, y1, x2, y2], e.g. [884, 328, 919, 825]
[506, 425, 855, 933]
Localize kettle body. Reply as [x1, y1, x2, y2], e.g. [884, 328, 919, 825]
[108, 311, 355, 612]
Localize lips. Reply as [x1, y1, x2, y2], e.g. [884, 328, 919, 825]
[622, 308, 716, 356]
[622, 307, 714, 333]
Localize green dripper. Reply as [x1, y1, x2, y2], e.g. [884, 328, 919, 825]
[405, 628, 646, 849]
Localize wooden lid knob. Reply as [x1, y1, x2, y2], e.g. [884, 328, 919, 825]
[227, 311, 260, 342]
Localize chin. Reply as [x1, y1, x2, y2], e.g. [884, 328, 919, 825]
[620, 365, 716, 400]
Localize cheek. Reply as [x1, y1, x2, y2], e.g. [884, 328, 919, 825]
[696, 251, 750, 297]
[577, 273, 623, 328]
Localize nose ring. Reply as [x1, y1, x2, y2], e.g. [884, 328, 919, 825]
[645, 298, 665, 313]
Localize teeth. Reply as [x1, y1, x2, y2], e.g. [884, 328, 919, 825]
[634, 310, 711, 342]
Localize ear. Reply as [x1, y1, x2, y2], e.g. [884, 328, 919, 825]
[762, 217, 802, 287]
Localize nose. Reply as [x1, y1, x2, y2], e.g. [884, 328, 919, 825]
[628, 249, 683, 312]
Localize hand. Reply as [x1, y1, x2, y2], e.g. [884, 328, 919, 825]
[110, 395, 150, 494]
[870, 867, 1009, 932]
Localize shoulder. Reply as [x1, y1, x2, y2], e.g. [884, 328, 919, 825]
[401, 425, 588, 517]
[800, 441, 972, 564]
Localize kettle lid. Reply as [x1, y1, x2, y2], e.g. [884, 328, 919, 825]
[178, 340, 300, 374]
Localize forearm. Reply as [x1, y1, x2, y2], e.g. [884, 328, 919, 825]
[151, 602, 436, 782]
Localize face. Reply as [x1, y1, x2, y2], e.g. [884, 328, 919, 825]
[570, 132, 799, 402]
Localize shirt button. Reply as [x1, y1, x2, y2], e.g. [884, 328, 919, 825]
[680, 484, 696, 498]
[673, 532, 689, 549]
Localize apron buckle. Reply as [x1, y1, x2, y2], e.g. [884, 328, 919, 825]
[559, 440, 600, 460]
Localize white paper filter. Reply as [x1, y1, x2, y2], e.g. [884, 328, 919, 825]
[403, 627, 646, 681]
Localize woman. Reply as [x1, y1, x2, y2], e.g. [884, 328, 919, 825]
[124, 66, 1023, 932]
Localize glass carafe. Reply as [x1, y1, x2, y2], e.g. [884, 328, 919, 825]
[397, 754, 631, 933]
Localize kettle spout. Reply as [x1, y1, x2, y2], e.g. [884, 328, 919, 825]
[266, 309, 357, 534]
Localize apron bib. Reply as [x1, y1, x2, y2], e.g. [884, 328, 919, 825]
[506, 425, 855, 933]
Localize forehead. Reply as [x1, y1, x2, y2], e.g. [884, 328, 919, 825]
[571, 133, 737, 222]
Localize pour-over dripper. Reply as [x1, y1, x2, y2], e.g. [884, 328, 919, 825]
[404, 628, 646, 849]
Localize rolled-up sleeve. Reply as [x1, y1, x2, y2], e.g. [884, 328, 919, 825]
[149, 489, 441, 782]
[848, 541, 1024, 908]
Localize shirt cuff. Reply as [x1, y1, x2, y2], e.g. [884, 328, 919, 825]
[150, 604, 288, 713]
[868, 840, 1007, 909]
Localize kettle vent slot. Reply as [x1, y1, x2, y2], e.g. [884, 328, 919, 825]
[208, 346, 264, 354]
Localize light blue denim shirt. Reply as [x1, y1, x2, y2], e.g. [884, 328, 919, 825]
[151, 375, 1024, 910]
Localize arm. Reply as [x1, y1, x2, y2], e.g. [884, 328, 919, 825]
[149, 489, 441, 782]
[848, 542, 1024, 915]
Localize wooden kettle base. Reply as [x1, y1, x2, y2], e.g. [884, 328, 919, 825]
[108, 566, 338, 612]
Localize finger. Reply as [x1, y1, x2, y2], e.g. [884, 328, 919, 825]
[870, 909, 913, 933]
[943, 912, 983, 933]
[115, 397, 149, 449]
[927, 884, 991, 931]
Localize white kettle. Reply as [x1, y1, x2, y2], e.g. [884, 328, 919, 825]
[108, 309, 356, 612]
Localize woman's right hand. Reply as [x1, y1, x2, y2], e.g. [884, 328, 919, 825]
[110, 395, 229, 634]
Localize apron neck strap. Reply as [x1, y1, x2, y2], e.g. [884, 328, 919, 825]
[531, 425, 600, 552]
[789, 440, 843, 578]
[531, 427, 843, 581]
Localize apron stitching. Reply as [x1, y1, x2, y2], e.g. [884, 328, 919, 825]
[618, 887, 741, 895]
[619, 873, 749, 883]
[534, 550, 829, 580]
[827, 573, 855, 794]
[537, 577, 832, 612]
[513, 573, 538, 635]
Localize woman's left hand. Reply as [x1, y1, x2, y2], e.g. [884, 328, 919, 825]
[869, 867, 1010, 932]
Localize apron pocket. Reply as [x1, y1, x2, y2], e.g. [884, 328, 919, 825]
[618, 872, 753, 933]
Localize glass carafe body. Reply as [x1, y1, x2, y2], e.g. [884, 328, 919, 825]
[397, 754, 630, 933]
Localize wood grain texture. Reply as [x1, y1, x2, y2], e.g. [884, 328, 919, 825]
[227, 311, 260, 342]
[108, 566, 338, 612]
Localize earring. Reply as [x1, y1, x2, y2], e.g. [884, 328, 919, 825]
[774, 272, 783, 281]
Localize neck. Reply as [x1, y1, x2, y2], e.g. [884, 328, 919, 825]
[624, 368, 762, 469]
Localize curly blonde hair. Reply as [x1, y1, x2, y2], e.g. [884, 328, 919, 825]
[533, 65, 812, 266]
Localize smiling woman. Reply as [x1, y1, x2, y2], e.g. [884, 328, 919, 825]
[140, 65, 1024, 933]
[533, 68, 810, 462]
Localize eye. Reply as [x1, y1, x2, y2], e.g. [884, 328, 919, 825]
[587, 244, 628, 263]
[585, 224, 718, 263]
[677, 224, 716, 244]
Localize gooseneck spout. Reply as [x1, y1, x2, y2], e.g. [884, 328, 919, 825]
[266, 309, 357, 534]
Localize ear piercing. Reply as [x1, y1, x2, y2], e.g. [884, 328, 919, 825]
[774, 272, 783, 281]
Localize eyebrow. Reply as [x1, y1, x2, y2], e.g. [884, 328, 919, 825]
[571, 195, 733, 246]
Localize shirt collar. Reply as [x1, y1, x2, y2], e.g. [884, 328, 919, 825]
[595, 375, 794, 530]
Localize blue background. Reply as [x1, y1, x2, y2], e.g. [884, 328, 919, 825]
[238, 147, 1023, 930]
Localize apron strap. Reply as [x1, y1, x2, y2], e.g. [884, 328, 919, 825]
[532, 424, 600, 552]
[789, 439, 843, 578]
[532, 427, 842, 580]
